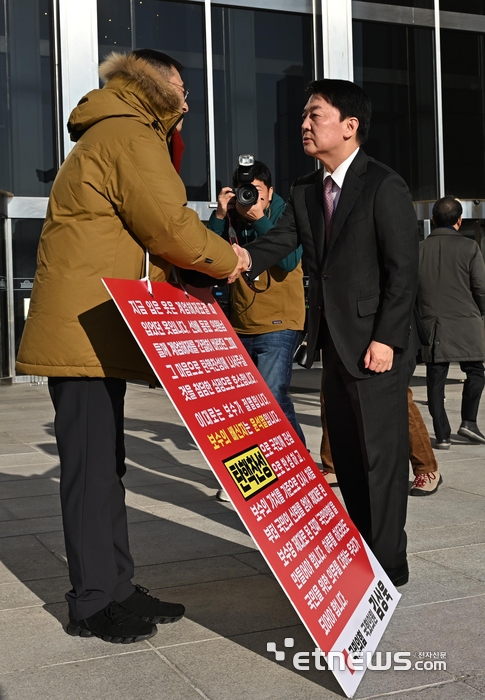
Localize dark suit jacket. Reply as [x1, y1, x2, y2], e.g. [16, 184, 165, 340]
[245, 149, 419, 378]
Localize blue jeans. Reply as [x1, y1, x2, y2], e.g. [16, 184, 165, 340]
[238, 330, 306, 445]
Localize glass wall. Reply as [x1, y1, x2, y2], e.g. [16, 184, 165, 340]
[0, 0, 57, 196]
[212, 6, 314, 200]
[441, 28, 485, 198]
[441, 0, 485, 13]
[98, 0, 209, 200]
[0, 219, 8, 377]
[353, 21, 437, 201]
[356, 1, 433, 7]
[11, 220, 43, 354]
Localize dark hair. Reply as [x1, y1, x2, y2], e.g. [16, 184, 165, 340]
[432, 196, 463, 227]
[306, 79, 372, 145]
[131, 48, 184, 75]
[232, 160, 272, 188]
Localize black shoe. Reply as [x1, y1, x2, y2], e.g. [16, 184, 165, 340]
[385, 562, 409, 588]
[66, 601, 157, 643]
[457, 421, 485, 444]
[435, 439, 451, 450]
[121, 585, 185, 624]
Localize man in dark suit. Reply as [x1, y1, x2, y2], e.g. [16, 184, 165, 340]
[230, 79, 419, 586]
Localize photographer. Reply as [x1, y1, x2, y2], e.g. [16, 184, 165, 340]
[207, 160, 306, 445]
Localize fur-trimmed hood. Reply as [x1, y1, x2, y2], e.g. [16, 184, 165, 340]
[68, 52, 184, 141]
[99, 52, 183, 114]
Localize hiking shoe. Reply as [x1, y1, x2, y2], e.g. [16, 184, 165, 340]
[121, 585, 185, 624]
[457, 421, 485, 444]
[410, 471, 443, 497]
[321, 470, 338, 487]
[66, 601, 157, 643]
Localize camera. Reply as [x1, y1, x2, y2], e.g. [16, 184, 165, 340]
[234, 154, 259, 206]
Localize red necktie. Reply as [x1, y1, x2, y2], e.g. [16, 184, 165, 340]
[324, 175, 334, 246]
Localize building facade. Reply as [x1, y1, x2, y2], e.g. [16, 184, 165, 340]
[1, 0, 485, 380]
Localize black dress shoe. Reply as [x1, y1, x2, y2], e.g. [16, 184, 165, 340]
[66, 601, 157, 643]
[121, 585, 185, 624]
[457, 421, 485, 444]
[384, 562, 409, 588]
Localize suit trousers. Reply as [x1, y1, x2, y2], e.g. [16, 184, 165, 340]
[321, 324, 414, 572]
[320, 387, 437, 477]
[48, 377, 136, 619]
[426, 361, 485, 441]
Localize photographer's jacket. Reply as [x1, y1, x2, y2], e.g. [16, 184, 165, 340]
[207, 195, 305, 334]
[16, 53, 236, 383]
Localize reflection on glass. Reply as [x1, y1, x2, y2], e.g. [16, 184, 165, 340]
[356, 0, 433, 6]
[212, 6, 314, 201]
[98, 0, 132, 59]
[441, 29, 485, 198]
[440, 0, 485, 13]
[0, 0, 56, 196]
[98, 0, 208, 200]
[0, 219, 8, 377]
[353, 21, 437, 201]
[12, 220, 43, 354]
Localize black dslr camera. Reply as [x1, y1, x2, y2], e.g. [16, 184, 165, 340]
[234, 154, 258, 206]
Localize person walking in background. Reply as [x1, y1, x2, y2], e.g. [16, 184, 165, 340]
[417, 196, 485, 449]
[207, 161, 306, 445]
[321, 387, 442, 496]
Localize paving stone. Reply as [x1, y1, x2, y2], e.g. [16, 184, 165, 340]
[0, 604, 133, 674]
[0, 535, 67, 582]
[162, 635, 343, 700]
[382, 594, 485, 676]
[133, 554, 259, 591]
[2, 494, 62, 519]
[150, 574, 301, 638]
[0, 476, 61, 500]
[0, 463, 60, 481]
[0, 514, 63, 538]
[412, 543, 485, 582]
[0, 452, 56, 468]
[0, 580, 44, 610]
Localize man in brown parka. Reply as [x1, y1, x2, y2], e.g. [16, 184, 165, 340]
[16, 49, 244, 643]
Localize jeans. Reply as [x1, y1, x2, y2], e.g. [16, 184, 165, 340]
[238, 329, 306, 445]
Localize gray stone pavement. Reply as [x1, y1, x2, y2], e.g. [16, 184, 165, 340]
[0, 364, 484, 700]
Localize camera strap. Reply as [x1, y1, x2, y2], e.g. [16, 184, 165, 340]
[227, 215, 270, 294]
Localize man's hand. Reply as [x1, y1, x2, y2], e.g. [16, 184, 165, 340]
[364, 341, 394, 373]
[215, 187, 236, 220]
[236, 197, 266, 222]
[227, 244, 250, 283]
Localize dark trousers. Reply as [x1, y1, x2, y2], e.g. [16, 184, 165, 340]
[321, 326, 414, 572]
[48, 377, 135, 619]
[426, 361, 485, 441]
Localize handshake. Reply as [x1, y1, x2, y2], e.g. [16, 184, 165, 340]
[228, 244, 251, 284]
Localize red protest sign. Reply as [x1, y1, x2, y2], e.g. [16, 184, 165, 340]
[103, 278, 400, 697]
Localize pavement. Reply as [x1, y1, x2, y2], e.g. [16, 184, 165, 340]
[0, 363, 484, 700]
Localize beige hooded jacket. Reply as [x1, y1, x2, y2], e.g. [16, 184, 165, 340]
[16, 53, 237, 383]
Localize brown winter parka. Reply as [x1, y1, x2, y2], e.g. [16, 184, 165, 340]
[16, 53, 237, 383]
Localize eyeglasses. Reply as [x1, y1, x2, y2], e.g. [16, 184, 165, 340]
[169, 81, 189, 102]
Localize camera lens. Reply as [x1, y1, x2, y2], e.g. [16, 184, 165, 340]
[236, 184, 258, 206]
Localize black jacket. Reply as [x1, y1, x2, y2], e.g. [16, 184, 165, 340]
[417, 227, 485, 362]
[245, 149, 419, 378]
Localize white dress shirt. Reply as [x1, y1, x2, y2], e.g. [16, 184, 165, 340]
[323, 147, 360, 211]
